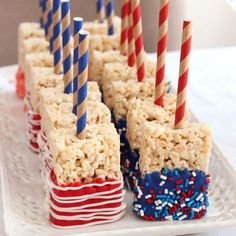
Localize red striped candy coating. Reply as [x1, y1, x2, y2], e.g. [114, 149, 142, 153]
[127, 0, 135, 67]
[131, 0, 145, 82]
[174, 20, 192, 129]
[154, 0, 169, 107]
[120, 0, 129, 56]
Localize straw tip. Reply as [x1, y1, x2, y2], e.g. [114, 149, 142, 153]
[183, 19, 192, 27]
[74, 17, 83, 22]
[79, 30, 89, 36]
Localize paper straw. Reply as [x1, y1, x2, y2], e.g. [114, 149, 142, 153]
[43, 0, 48, 37]
[97, 0, 105, 23]
[46, 0, 53, 52]
[61, 0, 72, 94]
[77, 30, 89, 139]
[174, 20, 192, 129]
[131, 0, 145, 82]
[127, 0, 135, 67]
[154, 0, 169, 106]
[53, 0, 62, 74]
[39, 0, 44, 28]
[105, 0, 115, 35]
[73, 17, 84, 116]
[120, 0, 129, 56]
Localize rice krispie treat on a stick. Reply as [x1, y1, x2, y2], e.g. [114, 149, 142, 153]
[90, 50, 126, 86]
[24, 52, 53, 99]
[133, 19, 212, 221]
[84, 16, 121, 35]
[102, 61, 157, 109]
[88, 0, 129, 84]
[133, 121, 211, 221]
[124, 96, 181, 189]
[20, 37, 49, 73]
[39, 99, 111, 180]
[43, 28, 125, 228]
[88, 34, 120, 79]
[46, 123, 126, 227]
[18, 22, 45, 70]
[27, 66, 100, 153]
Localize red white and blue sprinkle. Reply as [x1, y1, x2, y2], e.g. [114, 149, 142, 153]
[133, 168, 210, 221]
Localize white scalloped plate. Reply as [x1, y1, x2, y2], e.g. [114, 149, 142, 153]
[1, 65, 236, 236]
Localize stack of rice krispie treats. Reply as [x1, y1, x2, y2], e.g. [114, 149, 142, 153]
[86, 1, 172, 189]
[16, 0, 127, 227]
[128, 14, 213, 221]
[39, 76, 126, 228]
[16, 22, 48, 98]
[17, 17, 121, 92]
[19, 15, 121, 153]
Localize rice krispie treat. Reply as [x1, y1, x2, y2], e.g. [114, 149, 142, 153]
[89, 34, 120, 79]
[18, 22, 45, 70]
[24, 52, 53, 93]
[84, 16, 121, 35]
[46, 123, 126, 227]
[101, 64, 171, 181]
[124, 96, 181, 189]
[133, 121, 212, 221]
[110, 77, 171, 162]
[20, 37, 49, 73]
[39, 99, 111, 179]
[102, 61, 157, 109]
[16, 35, 49, 98]
[90, 50, 126, 86]
[27, 66, 100, 153]
[39, 95, 105, 138]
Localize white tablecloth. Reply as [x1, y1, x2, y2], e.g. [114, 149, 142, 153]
[0, 47, 236, 235]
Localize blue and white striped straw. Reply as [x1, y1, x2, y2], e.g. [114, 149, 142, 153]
[53, 0, 62, 74]
[77, 30, 89, 139]
[73, 17, 84, 115]
[42, 0, 47, 36]
[97, 0, 105, 23]
[105, 0, 115, 35]
[46, 0, 53, 52]
[39, 0, 44, 28]
[61, 0, 72, 94]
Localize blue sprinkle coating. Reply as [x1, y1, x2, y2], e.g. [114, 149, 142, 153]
[133, 169, 210, 221]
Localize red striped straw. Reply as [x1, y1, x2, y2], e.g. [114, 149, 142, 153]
[131, 0, 145, 82]
[127, 0, 135, 66]
[174, 20, 192, 129]
[120, 0, 129, 56]
[154, 0, 169, 107]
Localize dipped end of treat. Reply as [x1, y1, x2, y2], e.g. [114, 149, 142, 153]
[133, 168, 210, 221]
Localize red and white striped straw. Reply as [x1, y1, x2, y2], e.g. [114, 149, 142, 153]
[174, 20, 192, 129]
[131, 0, 145, 82]
[120, 0, 129, 56]
[127, 0, 135, 66]
[154, 0, 169, 107]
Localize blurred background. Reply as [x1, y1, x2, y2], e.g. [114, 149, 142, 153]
[0, 0, 236, 66]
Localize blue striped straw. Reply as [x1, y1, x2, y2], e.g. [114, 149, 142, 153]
[105, 0, 115, 35]
[42, 0, 47, 36]
[39, 0, 44, 28]
[73, 17, 84, 115]
[53, 0, 62, 74]
[77, 30, 89, 138]
[97, 0, 105, 23]
[61, 0, 72, 94]
[46, 0, 53, 52]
